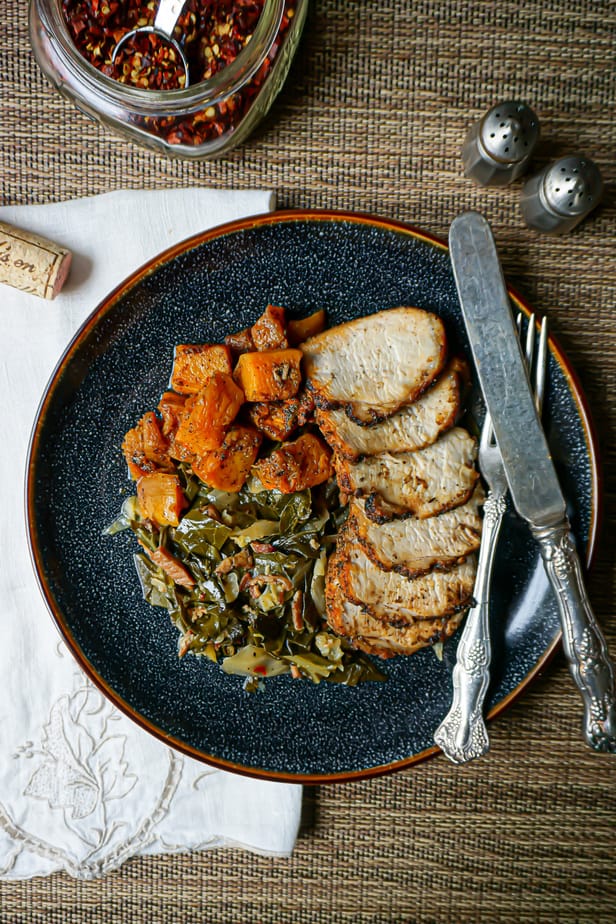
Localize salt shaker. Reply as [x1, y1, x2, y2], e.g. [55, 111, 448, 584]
[520, 155, 604, 234]
[462, 101, 540, 186]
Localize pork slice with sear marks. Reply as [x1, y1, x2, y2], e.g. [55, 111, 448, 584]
[346, 486, 484, 578]
[335, 427, 479, 521]
[315, 358, 467, 460]
[336, 538, 476, 625]
[301, 307, 447, 424]
[325, 554, 466, 659]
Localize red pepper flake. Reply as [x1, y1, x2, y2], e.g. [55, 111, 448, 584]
[61, 0, 295, 145]
[253, 664, 267, 675]
[112, 32, 187, 91]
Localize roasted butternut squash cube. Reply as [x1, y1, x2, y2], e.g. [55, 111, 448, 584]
[122, 423, 152, 481]
[174, 373, 244, 456]
[170, 344, 233, 395]
[191, 426, 262, 492]
[224, 327, 254, 358]
[157, 391, 187, 439]
[287, 309, 326, 345]
[250, 305, 288, 351]
[168, 440, 196, 465]
[234, 349, 302, 402]
[254, 432, 333, 494]
[247, 390, 315, 441]
[140, 412, 171, 464]
[137, 472, 188, 526]
[122, 411, 171, 480]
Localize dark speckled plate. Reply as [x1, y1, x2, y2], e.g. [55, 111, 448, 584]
[27, 210, 600, 783]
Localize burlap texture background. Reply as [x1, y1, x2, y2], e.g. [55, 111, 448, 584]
[1, 1, 615, 921]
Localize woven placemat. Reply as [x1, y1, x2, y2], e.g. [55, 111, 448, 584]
[2, 1, 616, 921]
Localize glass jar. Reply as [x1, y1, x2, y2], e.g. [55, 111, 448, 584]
[29, 0, 307, 159]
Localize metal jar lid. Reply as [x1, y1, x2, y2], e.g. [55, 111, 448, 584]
[462, 100, 540, 186]
[521, 155, 604, 234]
[542, 155, 604, 216]
[479, 101, 540, 164]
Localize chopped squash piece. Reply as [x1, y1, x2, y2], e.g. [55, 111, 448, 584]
[192, 426, 262, 492]
[247, 390, 315, 441]
[224, 327, 254, 358]
[138, 540, 195, 588]
[250, 305, 288, 351]
[157, 391, 187, 439]
[234, 349, 302, 402]
[137, 472, 188, 526]
[122, 411, 171, 480]
[140, 412, 171, 465]
[287, 309, 326, 345]
[122, 424, 153, 480]
[170, 344, 233, 395]
[254, 433, 333, 494]
[168, 440, 196, 464]
[174, 373, 244, 456]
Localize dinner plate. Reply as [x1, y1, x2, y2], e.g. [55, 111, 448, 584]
[27, 210, 600, 783]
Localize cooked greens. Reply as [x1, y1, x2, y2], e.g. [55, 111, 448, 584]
[107, 474, 385, 690]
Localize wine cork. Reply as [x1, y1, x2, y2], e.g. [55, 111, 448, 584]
[0, 220, 72, 300]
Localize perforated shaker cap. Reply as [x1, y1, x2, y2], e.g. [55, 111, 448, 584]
[480, 101, 540, 164]
[542, 155, 604, 216]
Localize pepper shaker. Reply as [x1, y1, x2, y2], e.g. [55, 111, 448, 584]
[462, 101, 540, 186]
[520, 154, 604, 234]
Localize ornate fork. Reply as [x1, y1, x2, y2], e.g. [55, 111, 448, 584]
[434, 313, 548, 763]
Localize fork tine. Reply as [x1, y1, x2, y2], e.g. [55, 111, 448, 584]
[524, 312, 536, 370]
[516, 312, 545, 410]
[479, 409, 495, 452]
[534, 316, 548, 414]
[515, 311, 533, 367]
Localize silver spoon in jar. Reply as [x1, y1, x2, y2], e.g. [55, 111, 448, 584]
[112, 0, 191, 87]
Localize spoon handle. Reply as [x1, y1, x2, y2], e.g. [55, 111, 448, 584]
[154, 0, 188, 38]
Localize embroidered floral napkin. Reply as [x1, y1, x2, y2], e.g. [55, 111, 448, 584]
[0, 189, 302, 880]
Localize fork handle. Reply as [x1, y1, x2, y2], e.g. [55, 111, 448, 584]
[532, 520, 616, 753]
[434, 490, 507, 763]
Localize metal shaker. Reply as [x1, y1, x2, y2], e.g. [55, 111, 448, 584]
[520, 155, 604, 234]
[462, 101, 540, 186]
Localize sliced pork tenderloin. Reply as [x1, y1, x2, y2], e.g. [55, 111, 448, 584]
[315, 358, 467, 460]
[335, 427, 479, 521]
[346, 486, 484, 578]
[336, 538, 477, 625]
[325, 556, 466, 659]
[301, 307, 447, 424]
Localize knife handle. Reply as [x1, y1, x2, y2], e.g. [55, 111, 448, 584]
[532, 520, 616, 753]
[434, 490, 507, 763]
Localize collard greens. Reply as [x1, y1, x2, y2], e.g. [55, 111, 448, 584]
[108, 476, 385, 690]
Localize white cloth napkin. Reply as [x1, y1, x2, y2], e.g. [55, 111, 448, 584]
[0, 189, 303, 881]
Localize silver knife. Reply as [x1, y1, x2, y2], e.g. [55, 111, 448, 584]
[448, 210, 616, 753]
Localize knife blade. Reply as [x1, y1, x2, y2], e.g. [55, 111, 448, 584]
[448, 210, 616, 754]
